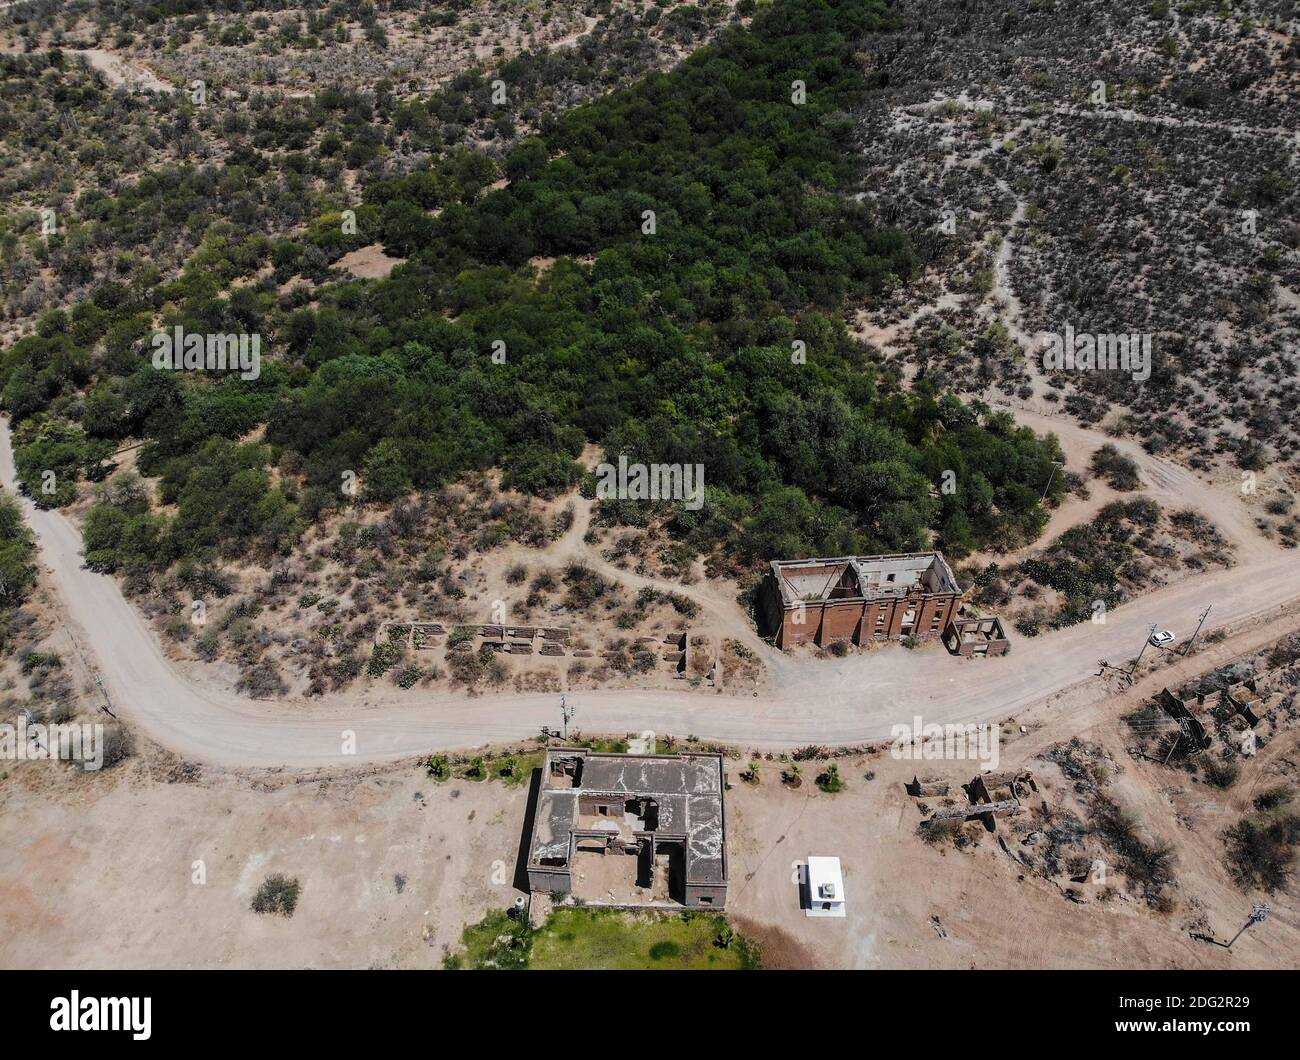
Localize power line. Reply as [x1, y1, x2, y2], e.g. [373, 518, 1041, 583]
[1182, 605, 1212, 656]
[1198, 904, 1271, 949]
[64, 626, 116, 718]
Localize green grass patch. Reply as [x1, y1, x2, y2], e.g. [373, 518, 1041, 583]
[443, 910, 531, 970]
[530, 909, 758, 970]
[446, 908, 760, 970]
[495, 750, 544, 786]
[572, 736, 633, 754]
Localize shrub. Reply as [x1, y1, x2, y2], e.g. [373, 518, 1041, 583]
[1091, 796, 1176, 906]
[448, 625, 477, 649]
[1015, 617, 1041, 637]
[666, 593, 699, 618]
[1202, 758, 1241, 789]
[793, 746, 827, 761]
[920, 818, 961, 845]
[98, 723, 134, 769]
[1090, 445, 1141, 490]
[367, 639, 405, 676]
[1224, 812, 1300, 893]
[1254, 788, 1293, 812]
[562, 563, 612, 610]
[251, 874, 301, 916]
[237, 659, 287, 698]
[816, 763, 845, 794]
[395, 664, 424, 689]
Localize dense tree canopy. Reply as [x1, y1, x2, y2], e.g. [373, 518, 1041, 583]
[1, 0, 1065, 575]
[0, 491, 36, 609]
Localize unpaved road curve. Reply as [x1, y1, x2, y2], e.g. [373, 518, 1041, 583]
[3, 416, 1298, 770]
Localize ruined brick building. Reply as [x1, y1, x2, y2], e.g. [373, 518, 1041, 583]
[761, 552, 962, 649]
[526, 748, 728, 908]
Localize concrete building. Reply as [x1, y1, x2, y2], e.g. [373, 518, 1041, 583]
[804, 856, 846, 918]
[761, 552, 962, 649]
[526, 748, 728, 908]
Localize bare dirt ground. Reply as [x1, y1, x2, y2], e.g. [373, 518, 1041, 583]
[2, 478, 1295, 971]
[726, 654, 1300, 970]
[0, 3, 596, 97]
[852, 0, 1300, 473]
[0, 42, 174, 92]
[76, 48, 173, 93]
[335, 243, 405, 281]
[0, 754, 528, 969]
[4, 616, 1295, 969]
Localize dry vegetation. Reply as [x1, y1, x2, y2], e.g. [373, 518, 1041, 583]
[108, 470, 739, 698]
[961, 489, 1235, 636]
[852, 0, 1300, 473]
[935, 635, 1300, 918]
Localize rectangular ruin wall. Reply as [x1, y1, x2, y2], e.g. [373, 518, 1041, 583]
[767, 581, 961, 649]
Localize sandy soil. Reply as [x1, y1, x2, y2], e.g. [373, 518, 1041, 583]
[76, 48, 173, 93]
[4, 616, 1294, 969]
[0, 757, 527, 969]
[726, 665, 1300, 970]
[1, 495, 1294, 971]
[335, 244, 405, 280]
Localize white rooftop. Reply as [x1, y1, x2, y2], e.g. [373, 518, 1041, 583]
[805, 856, 846, 918]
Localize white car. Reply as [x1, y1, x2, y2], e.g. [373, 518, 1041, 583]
[1149, 629, 1176, 648]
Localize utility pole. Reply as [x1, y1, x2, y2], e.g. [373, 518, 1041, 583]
[1182, 605, 1212, 657]
[1125, 623, 1158, 684]
[1161, 729, 1182, 766]
[1227, 910, 1268, 946]
[20, 708, 47, 753]
[66, 627, 116, 718]
[1225, 904, 1270, 948]
[1040, 459, 1066, 504]
[560, 695, 575, 741]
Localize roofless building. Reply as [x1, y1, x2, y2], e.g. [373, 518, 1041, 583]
[761, 552, 962, 649]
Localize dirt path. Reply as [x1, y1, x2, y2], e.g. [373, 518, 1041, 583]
[0, 45, 175, 92]
[545, 14, 598, 51]
[4, 415, 1298, 771]
[545, 494, 787, 670]
[76, 48, 173, 92]
[905, 96, 1300, 153]
[1000, 404, 1276, 564]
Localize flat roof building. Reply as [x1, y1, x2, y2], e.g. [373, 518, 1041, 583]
[761, 552, 962, 649]
[805, 856, 846, 918]
[526, 747, 728, 909]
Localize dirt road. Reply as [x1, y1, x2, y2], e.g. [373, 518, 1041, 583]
[3, 415, 1297, 770]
